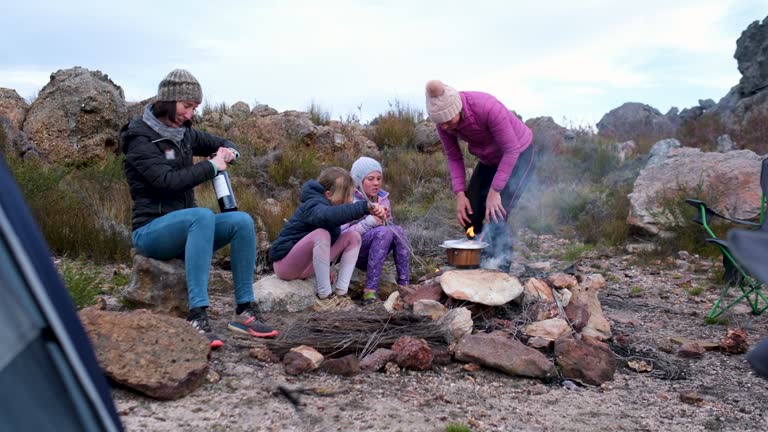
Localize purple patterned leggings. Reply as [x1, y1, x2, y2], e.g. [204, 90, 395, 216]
[356, 225, 410, 290]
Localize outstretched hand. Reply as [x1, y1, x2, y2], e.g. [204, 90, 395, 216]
[485, 189, 506, 224]
[456, 192, 473, 227]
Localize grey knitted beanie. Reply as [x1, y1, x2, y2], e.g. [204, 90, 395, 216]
[157, 69, 203, 103]
[350, 157, 383, 187]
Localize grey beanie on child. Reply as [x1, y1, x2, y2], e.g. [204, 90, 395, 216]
[350, 157, 383, 187]
[157, 69, 203, 103]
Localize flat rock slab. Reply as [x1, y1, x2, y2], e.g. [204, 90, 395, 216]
[440, 269, 523, 306]
[79, 309, 209, 400]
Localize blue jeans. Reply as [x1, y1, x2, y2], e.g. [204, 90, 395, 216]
[132, 208, 256, 310]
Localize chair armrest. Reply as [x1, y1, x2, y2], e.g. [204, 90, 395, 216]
[685, 198, 760, 227]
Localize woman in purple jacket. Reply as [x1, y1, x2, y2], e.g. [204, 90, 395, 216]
[426, 80, 536, 270]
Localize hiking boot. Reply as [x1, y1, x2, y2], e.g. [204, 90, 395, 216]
[187, 310, 223, 349]
[227, 304, 279, 338]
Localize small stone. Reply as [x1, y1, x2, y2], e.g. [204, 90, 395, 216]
[719, 328, 749, 354]
[679, 390, 705, 405]
[678, 342, 705, 359]
[462, 363, 482, 372]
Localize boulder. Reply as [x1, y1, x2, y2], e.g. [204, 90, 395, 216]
[597, 102, 677, 142]
[120, 254, 188, 317]
[229, 101, 250, 119]
[628, 147, 762, 235]
[716, 134, 736, 152]
[23, 67, 128, 166]
[413, 121, 441, 153]
[547, 273, 578, 290]
[79, 309, 209, 400]
[253, 274, 316, 312]
[440, 269, 523, 306]
[0, 88, 28, 132]
[554, 335, 616, 386]
[454, 332, 556, 379]
[401, 282, 443, 304]
[252, 104, 278, 116]
[611, 140, 637, 163]
[526, 116, 567, 153]
[646, 138, 682, 167]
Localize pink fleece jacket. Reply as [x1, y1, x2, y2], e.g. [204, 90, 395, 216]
[437, 91, 533, 193]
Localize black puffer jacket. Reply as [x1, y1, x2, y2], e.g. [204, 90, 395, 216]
[120, 117, 238, 231]
[270, 180, 370, 261]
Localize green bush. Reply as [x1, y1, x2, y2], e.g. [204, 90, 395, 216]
[58, 259, 105, 309]
[7, 154, 131, 263]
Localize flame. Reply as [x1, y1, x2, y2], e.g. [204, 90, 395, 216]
[466, 226, 475, 238]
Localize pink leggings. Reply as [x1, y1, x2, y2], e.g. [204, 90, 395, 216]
[273, 229, 362, 297]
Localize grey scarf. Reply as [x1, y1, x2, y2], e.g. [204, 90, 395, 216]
[142, 104, 186, 143]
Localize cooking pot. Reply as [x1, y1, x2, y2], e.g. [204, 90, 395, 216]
[440, 239, 489, 268]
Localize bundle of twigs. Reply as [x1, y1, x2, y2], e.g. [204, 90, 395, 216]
[266, 308, 449, 358]
[608, 340, 688, 380]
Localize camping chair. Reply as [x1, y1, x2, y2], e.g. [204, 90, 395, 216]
[684, 157, 768, 321]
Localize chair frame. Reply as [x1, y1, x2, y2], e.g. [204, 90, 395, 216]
[685, 158, 768, 320]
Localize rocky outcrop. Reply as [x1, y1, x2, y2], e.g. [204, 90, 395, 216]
[597, 102, 677, 142]
[23, 67, 128, 166]
[735, 17, 768, 97]
[628, 147, 762, 235]
[79, 309, 209, 400]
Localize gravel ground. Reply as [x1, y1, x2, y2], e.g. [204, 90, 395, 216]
[113, 233, 768, 432]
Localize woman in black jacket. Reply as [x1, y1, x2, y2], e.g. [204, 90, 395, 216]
[121, 69, 277, 348]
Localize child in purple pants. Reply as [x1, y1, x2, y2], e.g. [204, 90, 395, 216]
[343, 157, 410, 305]
[271, 167, 386, 305]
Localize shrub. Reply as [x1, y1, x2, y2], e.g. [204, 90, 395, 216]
[307, 101, 331, 126]
[368, 100, 423, 148]
[731, 110, 768, 155]
[676, 114, 726, 150]
[7, 154, 131, 263]
[268, 145, 323, 187]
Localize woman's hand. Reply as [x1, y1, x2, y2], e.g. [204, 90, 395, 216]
[210, 147, 235, 171]
[485, 189, 506, 223]
[456, 192, 473, 226]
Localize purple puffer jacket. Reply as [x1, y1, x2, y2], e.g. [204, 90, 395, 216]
[437, 91, 533, 193]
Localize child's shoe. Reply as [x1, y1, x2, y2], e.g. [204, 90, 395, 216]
[361, 289, 378, 306]
[228, 303, 279, 338]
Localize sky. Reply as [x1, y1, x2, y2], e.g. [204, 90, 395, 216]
[1, 0, 766, 126]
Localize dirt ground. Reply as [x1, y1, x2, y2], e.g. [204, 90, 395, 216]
[113, 232, 768, 432]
